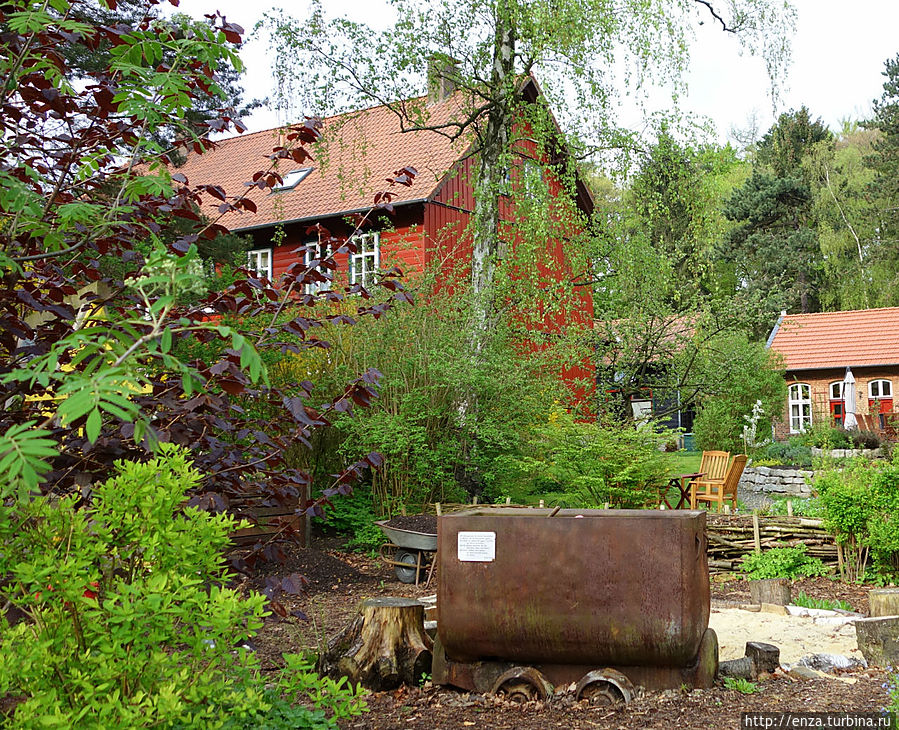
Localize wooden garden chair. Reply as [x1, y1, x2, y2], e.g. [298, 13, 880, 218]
[691, 454, 748, 512]
[698, 450, 730, 484]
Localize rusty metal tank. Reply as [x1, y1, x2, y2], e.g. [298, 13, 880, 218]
[434, 508, 716, 692]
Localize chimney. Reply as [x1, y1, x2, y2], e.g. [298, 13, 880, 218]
[427, 54, 459, 104]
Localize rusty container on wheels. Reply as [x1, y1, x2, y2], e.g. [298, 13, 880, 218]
[433, 508, 717, 697]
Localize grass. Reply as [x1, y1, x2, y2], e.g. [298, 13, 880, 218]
[662, 450, 702, 477]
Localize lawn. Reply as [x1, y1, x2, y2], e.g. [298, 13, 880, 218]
[662, 450, 702, 477]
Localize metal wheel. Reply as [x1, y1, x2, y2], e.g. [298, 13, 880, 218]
[490, 667, 553, 703]
[575, 669, 634, 706]
[393, 550, 421, 584]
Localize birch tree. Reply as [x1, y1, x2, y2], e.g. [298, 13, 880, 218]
[261, 0, 796, 324]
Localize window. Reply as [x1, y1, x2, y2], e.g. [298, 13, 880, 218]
[869, 379, 892, 399]
[303, 240, 331, 294]
[272, 167, 312, 191]
[349, 232, 379, 288]
[247, 248, 272, 281]
[788, 383, 812, 433]
[828, 381, 844, 426]
[868, 379, 893, 423]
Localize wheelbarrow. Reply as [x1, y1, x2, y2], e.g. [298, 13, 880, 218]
[374, 519, 438, 586]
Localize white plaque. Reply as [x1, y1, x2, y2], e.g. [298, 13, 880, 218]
[457, 531, 496, 562]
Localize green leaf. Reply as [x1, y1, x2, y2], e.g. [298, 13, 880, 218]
[0, 422, 58, 495]
[85, 408, 102, 443]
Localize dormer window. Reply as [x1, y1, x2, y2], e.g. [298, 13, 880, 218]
[272, 167, 312, 192]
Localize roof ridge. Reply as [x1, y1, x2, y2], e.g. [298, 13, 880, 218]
[782, 306, 899, 319]
[207, 92, 436, 147]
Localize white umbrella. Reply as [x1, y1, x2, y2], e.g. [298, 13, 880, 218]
[843, 367, 858, 430]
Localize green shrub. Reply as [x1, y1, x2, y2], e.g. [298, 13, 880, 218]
[0, 447, 366, 728]
[314, 484, 388, 552]
[308, 272, 576, 514]
[791, 591, 853, 612]
[851, 430, 884, 450]
[691, 336, 785, 454]
[815, 458, 899, 582]
[764, 497, 823, 518]
[502, 412, 673, 509]
[763, 439, 813, 467]
[740, 545, 829, 580]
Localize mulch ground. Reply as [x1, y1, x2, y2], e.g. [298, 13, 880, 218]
[235, 532, 894, 730]
[710, 573, 873, 614]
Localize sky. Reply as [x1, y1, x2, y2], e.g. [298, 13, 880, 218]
[171, 0, 899, 145]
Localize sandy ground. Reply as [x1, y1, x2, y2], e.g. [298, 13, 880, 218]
[710, 604, 862, 664]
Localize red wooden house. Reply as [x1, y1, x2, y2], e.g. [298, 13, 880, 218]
[175, 77, 595, 404]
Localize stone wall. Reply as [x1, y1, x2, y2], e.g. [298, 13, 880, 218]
[737, 466, 814, 510]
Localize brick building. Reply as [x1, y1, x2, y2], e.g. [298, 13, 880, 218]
[766, 308, 899, 440]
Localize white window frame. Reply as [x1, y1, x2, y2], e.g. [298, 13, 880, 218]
[788, 382, 812, 434]
[829, 381, 843, 400]
[272, 167, 312, 191]
[247, 248, 272, 281]
[869, 379, 892, 399]
[304, 240, 332, 294]
[349, 232, 380, 288]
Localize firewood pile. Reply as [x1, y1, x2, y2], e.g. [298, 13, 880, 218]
[706, 514, 837, 574]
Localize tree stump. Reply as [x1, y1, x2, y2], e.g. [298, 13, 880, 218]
[868, 588, 899, 618]
[718, 641, 780, 680]
[749, 579, 791, 606]
[318, 597, 433, 690]
[854, 616, 899, 667]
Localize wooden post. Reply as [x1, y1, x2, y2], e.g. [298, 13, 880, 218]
[786, 500, 793, 517]
[869, 588, 899, 617]
[723, 504, 731, 515]
[435, 502, 442, 516]
[319, 598, 433, 690]
[505, 497, 511, 505]
[752, 512, 761, 553]
[539, 499, 545, 508]
[472, 496, 478, 505]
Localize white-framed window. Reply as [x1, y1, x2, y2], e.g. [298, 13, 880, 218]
[303, 240, 331, 294]
[869, 379, 892, 399]
[788, 382, 812, 433]
[272, 167, 312, 191]
[829, 381, 843, 400]
[349, 232, 379, 288]
[247, 248, 272, 281]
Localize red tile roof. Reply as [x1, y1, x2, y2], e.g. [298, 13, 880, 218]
[767, 308, 899, 370]
[173, 94, 469, 231]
